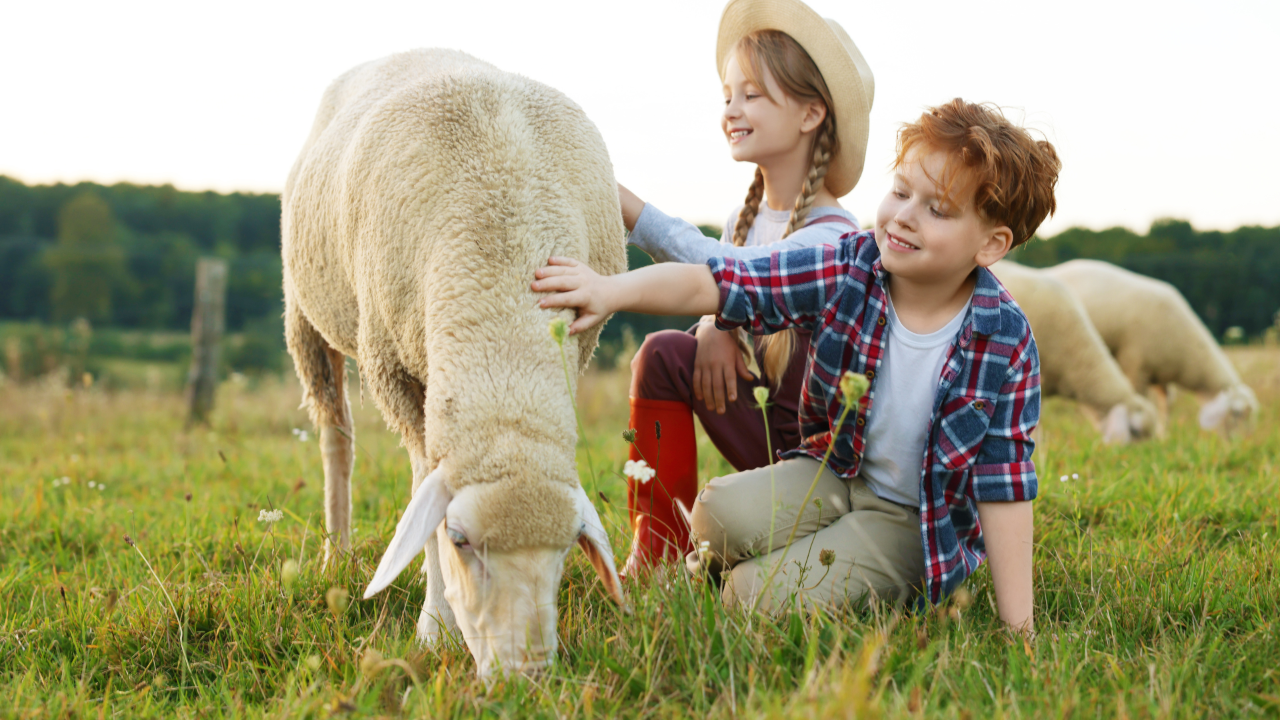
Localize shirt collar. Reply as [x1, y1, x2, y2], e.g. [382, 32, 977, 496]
[868, 253, 1003, 339]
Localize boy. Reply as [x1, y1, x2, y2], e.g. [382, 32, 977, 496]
[533, 99, 1060, 632]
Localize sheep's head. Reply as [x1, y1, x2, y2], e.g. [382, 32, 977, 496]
[1199, 384, 1258, 436]
[362, 466, 625, 679]
[1100, 395, 1158, 444]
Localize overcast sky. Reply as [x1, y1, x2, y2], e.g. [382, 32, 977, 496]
[3, 0, 1277, 235]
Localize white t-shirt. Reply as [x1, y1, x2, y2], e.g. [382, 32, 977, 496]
[860, 292, 972, 507]
[722, 200, 858, 248]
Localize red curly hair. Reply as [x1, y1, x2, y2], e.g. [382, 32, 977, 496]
[895, 99, 1061, 246]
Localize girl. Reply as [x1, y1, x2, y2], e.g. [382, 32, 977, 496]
[617, 0, 875, 575]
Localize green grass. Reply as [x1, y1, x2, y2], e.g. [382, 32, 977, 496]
[1, 348, 1279, 718]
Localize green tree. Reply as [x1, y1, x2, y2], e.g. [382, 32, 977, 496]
[43, 192, 129, 322]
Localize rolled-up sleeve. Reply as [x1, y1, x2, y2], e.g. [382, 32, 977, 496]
[971, 334, 1040, 502]
[707, 241, 853, 335]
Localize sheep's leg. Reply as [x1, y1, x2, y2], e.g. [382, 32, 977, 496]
[411, 449, 457, 644]
[1149, 385, 1170, 438]
[320, 347, 356, 564]
[284, 301, 356, 566]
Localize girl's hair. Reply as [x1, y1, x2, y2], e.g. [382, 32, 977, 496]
[728, 29, 837, 387]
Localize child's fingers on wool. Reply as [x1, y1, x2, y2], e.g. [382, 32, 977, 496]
[532, 274, 583, 295]
[533, 264, 578, 279]
[538, 289, 587, 309]
[545, 256, 582, 267]
[568, 312, 603, 335]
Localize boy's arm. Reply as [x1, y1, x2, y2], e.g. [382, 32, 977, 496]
[969, 333, 1040, 634]
[534, 257, 719, 334]
[975, 500, 1034, 633]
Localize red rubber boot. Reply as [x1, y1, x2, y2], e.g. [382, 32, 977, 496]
[622, 397, 698, 577]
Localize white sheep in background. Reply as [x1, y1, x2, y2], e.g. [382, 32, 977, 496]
[282, 49, 628, 678]
[992, 260, 1157, 443]
[1046, 259, 1258, 435]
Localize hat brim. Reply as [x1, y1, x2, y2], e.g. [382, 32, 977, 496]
[717, 0, 874, 197]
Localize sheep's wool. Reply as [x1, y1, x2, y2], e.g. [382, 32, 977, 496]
[281, 49, 627, 551]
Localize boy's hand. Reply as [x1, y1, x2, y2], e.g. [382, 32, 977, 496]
[533, 257, 615, 335]
[693, 318, 755, 414]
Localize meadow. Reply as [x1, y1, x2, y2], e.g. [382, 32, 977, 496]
[1, 346, 1278, 718]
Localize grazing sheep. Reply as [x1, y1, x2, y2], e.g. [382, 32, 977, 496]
[1045, 259, 1258, 434]
[282, 48, 628, 677]
[992, 260, 1157, 443]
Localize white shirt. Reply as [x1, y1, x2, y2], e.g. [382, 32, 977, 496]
[860, 292, 972, 507]
[721, 200, 858, 248]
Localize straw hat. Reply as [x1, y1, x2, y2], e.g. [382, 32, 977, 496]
[716, 0, 874, 198]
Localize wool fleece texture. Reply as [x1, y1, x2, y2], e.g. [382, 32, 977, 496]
[1045, 259, 1257, 432]
[992, 260, 1156, 443]
[282, 48, 628, 552]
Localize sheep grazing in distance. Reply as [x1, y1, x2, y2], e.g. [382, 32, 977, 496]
[282, 49, 628, 678]
[1046, 259, 1258, 435]
[992, 260, 1157, 443]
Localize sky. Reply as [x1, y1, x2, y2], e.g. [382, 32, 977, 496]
[2, 0, 1278, 236]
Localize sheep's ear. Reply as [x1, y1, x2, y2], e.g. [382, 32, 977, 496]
[574, 486, 628, 612]
[1198, 391, 1230, 431]
[364, 468, 450, 599]
[1101, 404, 1132, 445]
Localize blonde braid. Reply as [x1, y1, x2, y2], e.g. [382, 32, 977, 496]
[784, 119, 836, 236]
[732, 167, 766, 247]
[759, 119, 836, 388]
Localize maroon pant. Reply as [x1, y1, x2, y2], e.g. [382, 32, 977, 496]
[629, 328, 808, 472]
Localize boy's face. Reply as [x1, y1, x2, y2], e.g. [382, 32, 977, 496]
[874, 148, 1013, 285]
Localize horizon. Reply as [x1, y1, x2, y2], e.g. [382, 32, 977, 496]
[3, 0, 1278, 235]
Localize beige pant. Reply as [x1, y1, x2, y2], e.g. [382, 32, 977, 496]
[689, 457, 925, 612]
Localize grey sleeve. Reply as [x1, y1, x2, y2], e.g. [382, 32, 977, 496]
[628, 203, 850, 264]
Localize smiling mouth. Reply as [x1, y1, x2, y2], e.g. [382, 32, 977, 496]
[887, 232, 920, 251]
[728, 129, 752, 142]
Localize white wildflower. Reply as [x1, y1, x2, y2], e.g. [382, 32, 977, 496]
[297, 430, 309, 442]
[88, 481, 96, 489]
[1059, 475, 1069, 482]
[623, 459, 656, 484]
[258, 508, 284, 525]
[97, 484, 104, 492]
[1071, 473, 1079, 480]
[697, 539, 711, 558]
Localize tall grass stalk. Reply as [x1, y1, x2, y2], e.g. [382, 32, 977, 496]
[551, 319, 598, 494]
[125, 534, 193, 690]
[751, 372, 866, 615]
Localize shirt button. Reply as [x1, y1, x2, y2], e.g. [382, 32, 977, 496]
[865, 369, 875, 380]
[856, 416, 866, 427]
[877, 316, 886, 326]
[974, 400, 985, 410]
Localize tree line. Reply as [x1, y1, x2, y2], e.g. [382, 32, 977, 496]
[1, 175, 1277, 348]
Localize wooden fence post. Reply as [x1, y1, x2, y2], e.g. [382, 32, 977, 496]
[186, 258, 228, 425]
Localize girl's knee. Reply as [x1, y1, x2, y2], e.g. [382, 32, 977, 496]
[630, 330, 696, 399]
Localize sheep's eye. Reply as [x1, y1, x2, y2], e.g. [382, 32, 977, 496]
[447, 528, 469, 548]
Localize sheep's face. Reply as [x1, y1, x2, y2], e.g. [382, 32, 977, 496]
[437, 483, 569, 678]
[363, 468, 625, 680]
[1199, 385, 1258, 435]
[1100, 396, 1158, 444]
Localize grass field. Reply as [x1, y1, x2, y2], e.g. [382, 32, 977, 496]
[1, 347, 1278, 718]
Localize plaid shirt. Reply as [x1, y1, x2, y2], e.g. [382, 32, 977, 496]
[708, 230, 1040, 605]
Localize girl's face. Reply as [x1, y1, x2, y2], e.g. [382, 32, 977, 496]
[874, 148, 1013, 284]
[721, 55, 824, 166]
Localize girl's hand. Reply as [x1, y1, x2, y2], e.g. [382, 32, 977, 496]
[533, 257, 615, 335]
[693, 317, 755, 414]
